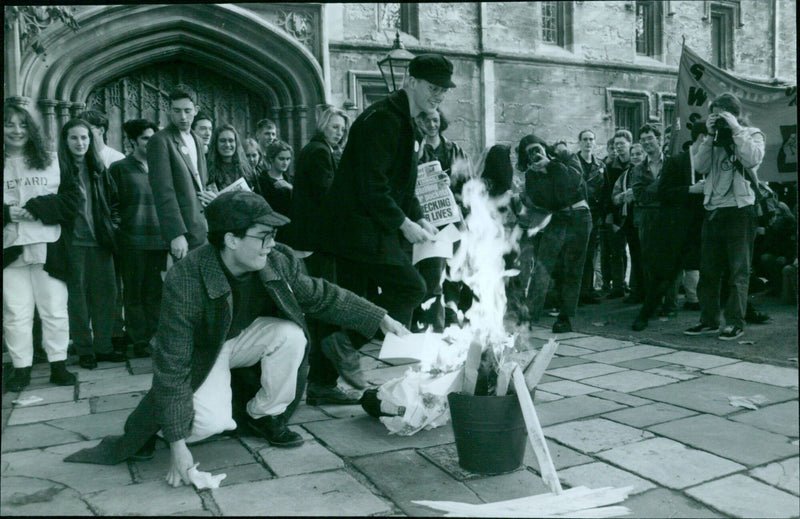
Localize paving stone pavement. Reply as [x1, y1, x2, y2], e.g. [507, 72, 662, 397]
[1, 326, 798, 517]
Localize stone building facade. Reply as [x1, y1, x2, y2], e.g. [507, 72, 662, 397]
[4, 2, 796, 162]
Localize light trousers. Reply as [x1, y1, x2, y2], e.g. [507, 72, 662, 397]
[185, 317, 306, 443]
[3, 263, 69, 367]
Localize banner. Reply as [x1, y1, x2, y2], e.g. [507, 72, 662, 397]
[671, 45, 797, 182]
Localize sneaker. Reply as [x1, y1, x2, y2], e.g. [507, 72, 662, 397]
[552, 316, 572, 334]
[6, 366, 32, 392]
[684, 323, 720, 336]
[321, 333, 367, 389]
[306, 383, 361, 406]
[49, 361, 76, 386]
[683, 301, 701, 311]
[247, 415, 303, 448]
[718, 325, 744, 341]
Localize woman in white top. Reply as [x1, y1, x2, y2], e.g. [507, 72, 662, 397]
[3, 104, 78, 391]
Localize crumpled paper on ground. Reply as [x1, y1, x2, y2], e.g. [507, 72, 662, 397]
[187, 463, 226, 489]
[729, 394, 769, 410]
[378, 368, 463, 436]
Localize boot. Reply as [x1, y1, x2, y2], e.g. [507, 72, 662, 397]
[49, 361, 76, 386]
[6, 366, 32, 392]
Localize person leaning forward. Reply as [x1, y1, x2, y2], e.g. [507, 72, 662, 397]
[64, 190, 408, 487]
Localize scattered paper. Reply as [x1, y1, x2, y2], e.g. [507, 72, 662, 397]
[729, 394, 769, 410]
[592, 321, 607, 327]
[217, 177, 251, 195]
[378, 368, 463, 435]
[738, 340, 756, 345]
[187, 463, 226, 489]
[12, 395, 43, 407]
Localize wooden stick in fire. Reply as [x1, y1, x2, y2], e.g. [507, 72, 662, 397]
[523, 338, 559, 392]
[462, 341, 482, 395]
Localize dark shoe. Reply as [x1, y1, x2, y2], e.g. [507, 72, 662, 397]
[684, 323, 720, 336]
[79, 354, 98, 370]
[132, 343, 151, 358]
[95, 351, 126, 363]
[49, 361, 76, 386]
[718, 325, 744, 341]
[6, 366, 32, 392]
[683, 301, 701, 311]
[306, 382, 361, 405]
[632, 318, 648, 331]
[247, 415, 303, 448]
[129, 435, 157, 461]
[112, 334, 132, 353]
[608, 288, 625, 299]
[745, 310, 770, 324]
[321, 333, 367, 389]
[552, 316, 572, 334]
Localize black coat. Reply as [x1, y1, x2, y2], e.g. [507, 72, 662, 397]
[318, 89, 423, 266]
[656, 150, 705, 269]
[284, 135, 337, 252]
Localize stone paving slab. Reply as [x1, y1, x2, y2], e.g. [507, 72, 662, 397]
[582, 370, 679, 393]
[212, 470, 392, 516]
[127, 357, 154, 375]
[3, 447, 133, 493]
[547, 356, 591, 369]
[352, 449, 481, 516]
[685, 474, 800, 518]
[551, 344, 595, 356]
[85, 480, 204, 516]
[0, 475, 93, 516]
[598, 437, 744, 489]
[621, 488, 724, 518]
[558, 461, 657, 495]
[216, 463, 272, 487]
[544, 418, 654, 453]
[288, 403, 331, 424]
[313, 403, 366, 419]
[304, 415, 453, 457]
[729, 401, 800, 437]
[76, 366, 130, 382]
[704, 362, 800, 388]
[612, 357, 671, 370]
[528, 328, 588, 341]
[645, 365, 701, 380]
[417, 443, 483, 481]
[633, 375, 798, 416]
[602, 402, 699, 428]
[258, 440, 343, 476]
[525, 440, 594, 471]
[581, 345, 675, 365]
[91, 391, 146, 413]
[15, 385, 76, 407]
[560, 336, 635, 351]
[650, 351, 740, 369]
[7, 400, 91, 426]
[649, 414, 798, 467]
[533, 390, 563, 403]
[189, 438, 256, 471]
[46, 409, 131, 439]
[464, 468, 552, 501]
[535, 394, 626, 427]
[536, 380, 603, 397]
[591, 390, 653, 407]
[547, 362, 628, 381]
[77, 373, 153, 398]
[1, 423, 83, 453]
[750, 457, 800, 496]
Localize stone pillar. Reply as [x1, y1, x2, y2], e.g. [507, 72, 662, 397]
[280, 106, 295, 150]
[38, 99, 59, 143]
[479, 52, 496, 149]
[270, 107, 281, 127]
[5, 96, 31, 109]
[69, 102, 86, 118]
[295, 105, 309, 148]
[4, 14, 22, 99]
[57, 101, 72, 128]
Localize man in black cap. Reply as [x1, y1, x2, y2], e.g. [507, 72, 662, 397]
[65, 190, 408, 488]
[315, 54, 455, 389]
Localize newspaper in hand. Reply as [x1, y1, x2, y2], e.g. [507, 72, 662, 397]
[217, 177, 251, 195]
[415, 161, 461, 227]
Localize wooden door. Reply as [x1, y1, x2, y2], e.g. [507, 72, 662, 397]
[86, 59, 269, 154]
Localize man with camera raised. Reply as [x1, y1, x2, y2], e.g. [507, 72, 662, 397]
[684, 93, 765, 341]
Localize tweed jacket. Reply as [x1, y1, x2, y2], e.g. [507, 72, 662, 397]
[318, 89, 424, 266]
[147, 125, 209, 250]
[65, 242, 386, 465]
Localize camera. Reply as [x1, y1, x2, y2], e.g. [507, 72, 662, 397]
[712, 117, 734, 148]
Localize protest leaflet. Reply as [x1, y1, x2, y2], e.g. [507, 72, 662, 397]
[415, 160, 461, 227]
[218, 177, 251, 195]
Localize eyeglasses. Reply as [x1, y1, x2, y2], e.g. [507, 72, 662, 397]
[424, 81, 449, 97]
[243, 230, 277, 249]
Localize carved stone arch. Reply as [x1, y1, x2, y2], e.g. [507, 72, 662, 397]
[20, 3, 325, 150]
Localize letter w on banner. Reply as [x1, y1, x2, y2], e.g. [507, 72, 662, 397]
[671, 45, 797, 182]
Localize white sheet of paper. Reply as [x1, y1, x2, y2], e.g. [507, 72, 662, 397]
[412, 240, 453, 264]
[380, 332, 444, 365]
[433, 223, 461, 242]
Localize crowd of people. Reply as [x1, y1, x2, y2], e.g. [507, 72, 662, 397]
[3, 53, 796, 488]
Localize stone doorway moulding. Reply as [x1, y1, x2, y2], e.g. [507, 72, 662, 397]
[18, 3, 326, 154]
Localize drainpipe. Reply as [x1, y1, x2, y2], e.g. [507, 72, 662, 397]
[771, 0, 779, 79]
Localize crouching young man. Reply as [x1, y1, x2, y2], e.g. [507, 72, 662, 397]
[65, 191, 407, 487]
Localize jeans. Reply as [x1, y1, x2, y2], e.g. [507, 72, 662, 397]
[698, 206, 756, 329]
[622, 218, 644, 297]
[581, 219, 601, 296]
[526, 209, 592, 320]
[601, 225, 627, 291]
[118, 249, 167, 347]
[68, 245, 117, 356]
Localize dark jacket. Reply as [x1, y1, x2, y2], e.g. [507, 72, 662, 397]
[284, 135, 336, 252]
[62, 156, 120, 254]
[524, 156, 587, 213]
[318, 89, 423, 266]
[147, 125, 209, 250]
[569, 153, 606, 216]
[109, 156, 167, 250]
[656, 150, 705, 269]
[603, 156, 632, 226]
[64, 243, 386, 464]
[631, 154, 664, 210]
[3, 158, 80, 282]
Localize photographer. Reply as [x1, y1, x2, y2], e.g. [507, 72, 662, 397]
[684, 93, 765, 341]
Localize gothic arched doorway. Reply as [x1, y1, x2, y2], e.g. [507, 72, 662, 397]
[86, 60, 270, 153]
